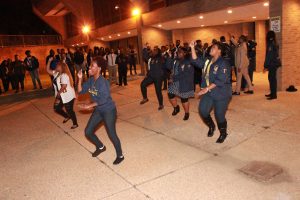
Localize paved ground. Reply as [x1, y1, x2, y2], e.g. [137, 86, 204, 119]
[0, 73, 299, 200]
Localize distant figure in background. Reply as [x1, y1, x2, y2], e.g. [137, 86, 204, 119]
[55, 48, 61, 61]
[231, 35, 253, 95]
[87, 49, 94, 78]
[104, 49, 118, 85]
[7, 59, 15, 90]
[74, 47, 85, 77]
[12, 55, 26, 93]
[46, 49, 56, 89]
[0, 60, 9, 92]
[194, 40, 203, 91]
[24, 50, 42, 90]
[116, 49, 129, 86]
[161, 45, 170, 90]
[128, 46, 137, 75]
[142, 43, 151, 73]
[264, 31, 281, 100]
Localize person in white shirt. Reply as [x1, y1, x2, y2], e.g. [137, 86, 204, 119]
[46, 57, 78, 129]
[104, 49, 118, 85]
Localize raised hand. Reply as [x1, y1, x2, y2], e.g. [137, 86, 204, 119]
[77, 70, 83, 79]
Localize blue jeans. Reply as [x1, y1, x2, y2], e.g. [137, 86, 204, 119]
[199, 94, 230, 124]
[85, 108, 122, 157]
[29, 69, 42, 88]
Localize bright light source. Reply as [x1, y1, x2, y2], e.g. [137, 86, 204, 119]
[101, 37, 104, 40]
[115, 5, 119, 10]
[224, 21, 228, 23]
[109, 36, 112, 39]
[76, 44, 79, 46]
[201, 25, 205, 27]
[227, 9, 233, 14]
[117, 34, 121, 37]
[82, 25, 90, 34]
[81, 42, 84, 45]
[132, 8, 141, 16]
[127, 31, 131, 34]
[177, 20, 181, 24]
[264, 2, 269, 7]
[199, 16, 204, 19]
[158, 24, 162, 27]
[72, 44, 74, 47]
[252, 16, 257, 19]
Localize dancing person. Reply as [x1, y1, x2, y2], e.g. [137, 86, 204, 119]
[24, 50, 42, 90]
[191, 41, 232, 143]
[140, 46, 165, 110]
[167, 46, 196, 121]
[231, 35, 254, 95]
[116, 49, 129, 86]
[264, 31, 281, 100]
[77, 59, 124, 165]
[46, 57, 78, 129]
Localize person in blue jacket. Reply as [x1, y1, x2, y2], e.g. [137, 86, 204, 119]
[191, 41, 232, 143]
[77, 58, 124, 165]
[264, 30, 281, 100]
[167, 46, 198, 121]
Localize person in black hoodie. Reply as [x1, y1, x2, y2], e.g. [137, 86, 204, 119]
[264, 31, 281, 100]
[116, 49, 129, 86]
[140, 46, 166, 110]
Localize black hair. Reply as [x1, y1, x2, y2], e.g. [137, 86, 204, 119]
[266, 30, 277, 45]
[220, 36, 226, 42]
[239, 35, 248, 42]
[212, 42, 225, 56]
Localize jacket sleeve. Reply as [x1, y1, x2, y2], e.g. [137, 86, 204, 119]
[191, 57, 206, 69]
[212, 61, 230, 87]
[94, 79, 111, 106]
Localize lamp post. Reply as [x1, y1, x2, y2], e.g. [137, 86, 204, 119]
[132, 8, 145, 75]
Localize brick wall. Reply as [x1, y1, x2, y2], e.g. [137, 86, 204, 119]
[141, 26, 172, 47]
[0, 45, 64, 73]
[281, 0, 300, 88]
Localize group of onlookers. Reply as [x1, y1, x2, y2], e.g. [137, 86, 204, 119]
[0, 50, 43, 95]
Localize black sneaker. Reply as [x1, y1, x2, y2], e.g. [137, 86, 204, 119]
[183, 113, 190, 121]
[113, 156, 124, 165]
[158, 105, 164, 110]
[63, 118, 70, 123]
[232, 92, 240, 95]
[244, 90, 254, 94]
[92, 146, 106, 157]
[71, 124, 78, 129]
[140, 99, 149, 105]
[265, 94, 271, 97]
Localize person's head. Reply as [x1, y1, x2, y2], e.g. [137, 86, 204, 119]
[209, 42, 223, 58]
[61, 48, 65, 54]
[110, 48, 114, 54]
[25, 50, 31, 57]
[220, 36, 226, 43]
[61, 53, 66, 60]
[89, 59, 104, 77]
[239, 35, 247, 44]
[176, 40, 181, 46]
[57, 49, 61, 54]
[203, 43, 209, 49]
[56, 61, 73, 85]
[151, 46, 161, 57]
[266, 30, 276, 43]
[161, 45, 167, 53]
[212, 39, 218, 45]
[50, 49, 55, 56]
[177, 47, 189, 60]
[14, 55, 19, 61]
[196, 40, 202, 46]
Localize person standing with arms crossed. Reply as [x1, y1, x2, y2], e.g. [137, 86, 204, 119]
[77, 59, 124, 165]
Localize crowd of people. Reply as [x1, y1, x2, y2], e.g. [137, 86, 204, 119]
[0, 30, 280, 164]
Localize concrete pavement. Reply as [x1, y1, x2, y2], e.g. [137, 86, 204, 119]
[0, 73, 299, 200]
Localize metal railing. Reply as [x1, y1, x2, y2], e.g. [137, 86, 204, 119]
[0, 35, 62, 48]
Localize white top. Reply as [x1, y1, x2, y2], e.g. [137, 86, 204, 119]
[103, 53, 117, 66]
[53, 72, 76, 104]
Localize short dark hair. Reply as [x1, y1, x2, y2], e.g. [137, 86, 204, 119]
[220, 36, 226, 42]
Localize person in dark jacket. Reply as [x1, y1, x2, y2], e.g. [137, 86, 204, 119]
[74, 48, 85, 74]
[140, 46, 165, 110]
[161, 45, 170, 90]
[128, 46, 137, 75]
[116, 49, 129, 86]
[0, 60, 9, 92]
[77, 59, 124, 165]
[7, 59, 15, 90]
[192, 41, 232, 143]
[24, 50, 42, 90]
[167, 46, 199, 120]
[194, 40, 203, 91]
[264, 31, 281, 100]
[12, 55, 26, 93]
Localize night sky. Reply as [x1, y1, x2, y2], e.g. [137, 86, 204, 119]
[0, 0, 58, 35]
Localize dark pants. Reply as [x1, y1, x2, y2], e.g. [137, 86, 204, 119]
[85, 108, 123, 157]
[54, 98, 78, 125]
[199, 94, 230, 124]
[15, 74, 25, 91]
[129, 62, 137, 74]
[118, 66, 128, 86]
[141, 76, 163, 106]
[1, 77, 9, 92]
[68, 66, 76, 87]
[268, 67, 278, 97]
[101, 66, 107, 78]
[8, 75, 16, 90]
[29, 69, 42, 89]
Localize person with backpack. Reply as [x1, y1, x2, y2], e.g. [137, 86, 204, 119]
[24, 50, 42, 90]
